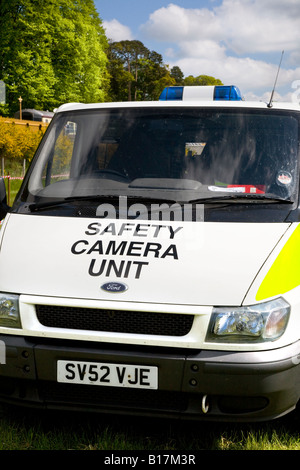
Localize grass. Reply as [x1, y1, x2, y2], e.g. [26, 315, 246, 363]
[1, 405, 300, 450]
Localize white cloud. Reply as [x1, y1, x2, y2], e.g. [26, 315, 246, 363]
[140, 4, 222, 42]
[173, 55, 276, 89]
[140, 1, 300, 99]
[103, 19, 133, 42]
[215, 0, 300, 55]
[289, 50, 300, 67]
[175, 40, 227, 61]
[142, 1, 300, 54]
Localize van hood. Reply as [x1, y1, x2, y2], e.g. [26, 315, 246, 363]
[0, 215, 290, 306]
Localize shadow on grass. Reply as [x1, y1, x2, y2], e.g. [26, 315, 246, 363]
[1, 403, 300, 450]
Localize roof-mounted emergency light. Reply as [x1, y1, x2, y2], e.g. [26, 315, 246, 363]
[159, 85, 243, 102]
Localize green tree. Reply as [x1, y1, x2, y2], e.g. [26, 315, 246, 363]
[0, 0, 109, 115]
[50, 0, 109, 104]
[108, 40, 148, 101]
[136, 51, 175, 101]
[108, 40, 175, 101]
[170, 66, 184, 85]
[183, 75, 223, 86]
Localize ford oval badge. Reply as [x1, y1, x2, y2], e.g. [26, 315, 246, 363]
[101, 282, 128, 293]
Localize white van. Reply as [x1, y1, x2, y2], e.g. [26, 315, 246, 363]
[0, 85, 300, 422]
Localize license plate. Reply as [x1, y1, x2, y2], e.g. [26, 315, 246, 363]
[57, 360, 158, 389]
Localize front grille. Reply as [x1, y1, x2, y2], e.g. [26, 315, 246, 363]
[35, 305, 194, 336]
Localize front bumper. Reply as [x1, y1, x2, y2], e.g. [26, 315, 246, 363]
[1, 334, 300, 422]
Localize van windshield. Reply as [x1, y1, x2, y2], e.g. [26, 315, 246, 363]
[20, 107, 299, 206]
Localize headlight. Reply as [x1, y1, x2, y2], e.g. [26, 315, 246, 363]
[0, 294, 21, 328]
[206, 297, 290, 343]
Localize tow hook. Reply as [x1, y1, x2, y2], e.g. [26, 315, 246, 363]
[202, 394, 209, 414]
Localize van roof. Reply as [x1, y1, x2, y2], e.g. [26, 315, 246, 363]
[55, 99, 300, 114]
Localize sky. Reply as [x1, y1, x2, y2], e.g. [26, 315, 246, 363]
[94, 0, 300, 102]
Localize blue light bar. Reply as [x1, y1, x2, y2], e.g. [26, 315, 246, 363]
[159, 86, 183, 101]
[214, 86, 242, 101]
[159, 85, 243, 101]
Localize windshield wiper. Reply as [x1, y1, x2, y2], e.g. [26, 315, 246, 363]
[29, 194, 179, 211]
[187, 194, 294, 204]
[29, 195, 113, 211]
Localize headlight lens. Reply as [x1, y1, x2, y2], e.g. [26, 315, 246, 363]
[0, 294, 21, 328]
[207, 297, 290, 343]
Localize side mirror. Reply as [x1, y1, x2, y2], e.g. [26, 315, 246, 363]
[0, 177, 10, 220]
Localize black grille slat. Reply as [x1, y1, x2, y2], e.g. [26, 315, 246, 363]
[35, 305, 194, 336]
[39, 382, 188, 412]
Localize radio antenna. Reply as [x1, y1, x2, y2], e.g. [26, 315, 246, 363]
[267, 50, 284, 108]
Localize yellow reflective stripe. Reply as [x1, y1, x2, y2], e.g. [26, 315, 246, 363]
[256, 224, 300, 301]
